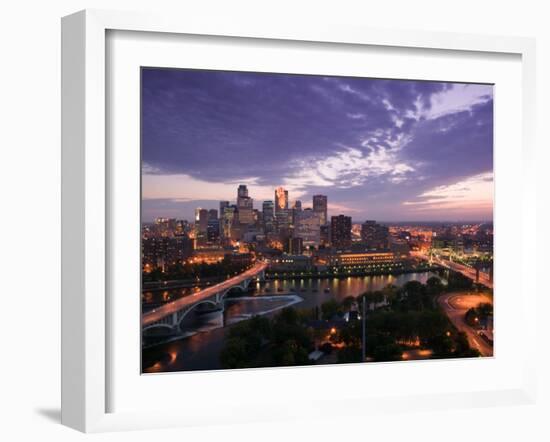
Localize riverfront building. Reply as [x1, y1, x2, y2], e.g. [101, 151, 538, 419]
[327, 250, 395, 267]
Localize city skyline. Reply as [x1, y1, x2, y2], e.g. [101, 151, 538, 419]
[142, 68, 493, 223]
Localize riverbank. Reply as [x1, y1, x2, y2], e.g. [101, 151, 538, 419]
[265, 265, 444, 281]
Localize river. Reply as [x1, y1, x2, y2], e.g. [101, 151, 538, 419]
[142, 271, 443, 373]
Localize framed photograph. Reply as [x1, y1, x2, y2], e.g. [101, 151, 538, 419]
[61, 9, 537, 432]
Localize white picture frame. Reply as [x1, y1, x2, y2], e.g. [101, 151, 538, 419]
[61, 9, 537, 433]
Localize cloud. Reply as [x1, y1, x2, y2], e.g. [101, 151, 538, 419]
[403, 172, 493, 214]
[285, 144, 415, 191]
[424, 83, 493, 120]
[141, 69, 494, 222]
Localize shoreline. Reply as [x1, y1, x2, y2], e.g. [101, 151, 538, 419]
[264, 265, 444, 281]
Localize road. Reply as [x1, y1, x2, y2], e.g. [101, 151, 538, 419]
[437, 291, 493, 357]
[142, 261, 268, 326]
[411, 251, 493, 289]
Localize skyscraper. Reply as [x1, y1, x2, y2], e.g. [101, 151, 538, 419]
[320, 224, 330, 247]
[361, 220, 389, 250]
[331, 215, 352, 250]
[292, 200, 302, 226]
[313, 195, 328, 226]
[194, 208, 208, 231]
[221, 205, 237, 240]
[219, 201, 230, 238]
[275, 187, 288, 211]
[208, 209, 218, 220]
[237, 184, 249, 204]
[237, 184, 254, 225]
[295, 208, 321, 246]
[274, 187, 290, 232]
[219, 200, 230, 215]
[262, 200, 275, 234]
[194, 208, 209, 247]
[207, 209, 220, 243]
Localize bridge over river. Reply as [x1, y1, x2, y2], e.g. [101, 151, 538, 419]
[142, 261, 268, 334]
[412, 251, 493, 289]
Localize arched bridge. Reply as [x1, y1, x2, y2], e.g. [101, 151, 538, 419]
[142, 261, 268, 334]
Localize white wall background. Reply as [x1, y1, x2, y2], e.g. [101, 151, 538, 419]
[0, 1, 547, 440]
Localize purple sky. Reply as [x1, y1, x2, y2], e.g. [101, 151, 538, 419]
[141, 68, 493, 223]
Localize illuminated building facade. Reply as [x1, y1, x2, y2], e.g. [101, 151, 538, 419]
[328, 251, 395, 266]
[274, 187, 290, 232]
[270, 255, 312, 272]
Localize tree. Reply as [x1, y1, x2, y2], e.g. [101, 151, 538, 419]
[382, 284, 399, 303]
[276, 307, 300, 325]
[428, 334, 454, 357]
[220, 337, 249, 368]
[341, 295, 355, 310]
[274, 339, 310, 366]
[477, 302, 493, 318]
[447, 271, 473, 290]
[453, 332, 480, 357]
[321, 299, 340, 320]
[402, 281, 425, 310]
[373, 290, 384, 306]
[373, 343, 402, 362]
[426, 276, 444, 296]
[337, 346, 362, 363]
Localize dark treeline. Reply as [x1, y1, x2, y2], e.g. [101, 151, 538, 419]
[219, 274, 483, 369]
[143, 258, 250, 283]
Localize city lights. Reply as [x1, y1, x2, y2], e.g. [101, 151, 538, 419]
[141, 68, 494, 373]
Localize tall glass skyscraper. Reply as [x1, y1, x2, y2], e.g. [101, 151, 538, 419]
[262, 200, 275, 234]
[313, 195, 328, 226]
[274, 187, 290, 232]
[237, 185, 254, 225]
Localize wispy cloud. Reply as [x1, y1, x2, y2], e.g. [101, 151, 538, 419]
[424, 84, 493, 120]
[403, 172, 493, 213]
[285, 145, 415, 191]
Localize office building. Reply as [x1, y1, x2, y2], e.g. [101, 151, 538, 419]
[262, 200, 275, 234]
[237, 184, 254, 225]
[295, 208, 321, 246]
[313, 195, 328, 226]
[274, 186, 290, 231]
[361, 220, 389, 250]
[331, 215, 352, 249]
